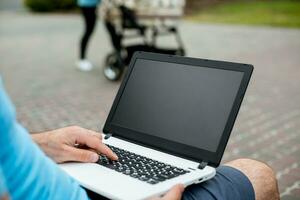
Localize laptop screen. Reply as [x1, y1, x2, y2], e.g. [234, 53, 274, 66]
[110, 58, 244, 153]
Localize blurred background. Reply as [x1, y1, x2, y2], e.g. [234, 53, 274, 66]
[0, 0, 299, 199]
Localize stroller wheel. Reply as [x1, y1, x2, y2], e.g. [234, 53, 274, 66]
[103, 53, 123, 81]
[104, 65, 122, 81]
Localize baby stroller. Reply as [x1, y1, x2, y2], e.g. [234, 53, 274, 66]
[101, 0, 186, 81]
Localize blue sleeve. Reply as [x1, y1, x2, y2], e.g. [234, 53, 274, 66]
[0, 78, 89, 200]
[0, 165, 8, 198]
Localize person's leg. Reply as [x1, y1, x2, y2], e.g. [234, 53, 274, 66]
[80, 6, 97, 60]
[183, 158, 279, 200]
[225, 158, 279, 200]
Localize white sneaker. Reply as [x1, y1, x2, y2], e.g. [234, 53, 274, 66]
[76, 59, 93, 71]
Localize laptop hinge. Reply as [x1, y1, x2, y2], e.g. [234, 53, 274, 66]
[104, 133, 113, 140]
[198, 161, 208, 170]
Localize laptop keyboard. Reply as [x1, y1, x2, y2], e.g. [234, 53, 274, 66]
[97, 144, 190, 184]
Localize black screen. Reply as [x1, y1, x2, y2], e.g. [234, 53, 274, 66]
[111, 59, 244, 152]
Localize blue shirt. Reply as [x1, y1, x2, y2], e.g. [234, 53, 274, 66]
[0, 78, 89, 200]
[0, 166, 8, 198]
[77, 0, 101, 7]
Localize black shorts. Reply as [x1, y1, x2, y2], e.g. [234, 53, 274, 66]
[183, 166, 255, 200]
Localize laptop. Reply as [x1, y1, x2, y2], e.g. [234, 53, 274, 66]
[60, 52, 253, 200]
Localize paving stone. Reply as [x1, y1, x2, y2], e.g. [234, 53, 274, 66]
[281, 195, 300, 200]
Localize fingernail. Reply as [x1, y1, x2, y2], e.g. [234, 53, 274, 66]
[90, 153, 99, 162]
[114, 153, 118, 160]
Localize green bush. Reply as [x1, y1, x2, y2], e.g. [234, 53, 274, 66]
[24, 0, 77, 12]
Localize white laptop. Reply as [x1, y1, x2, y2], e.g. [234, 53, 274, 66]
[60, 52, 253, 200]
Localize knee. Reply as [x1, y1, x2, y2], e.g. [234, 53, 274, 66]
[225, 158, 275, 177]
[225, 158, 279, 200]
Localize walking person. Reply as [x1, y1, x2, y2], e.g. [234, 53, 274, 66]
[76, 0, 102, 71]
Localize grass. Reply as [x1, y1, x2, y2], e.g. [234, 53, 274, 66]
[187, 0, 300, 28]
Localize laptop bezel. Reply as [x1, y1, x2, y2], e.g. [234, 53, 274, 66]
[103, 51, 253, 168]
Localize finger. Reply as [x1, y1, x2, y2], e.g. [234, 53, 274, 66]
[63, 145, 99, 163]
[97, 143, 119, 160]
[161, 184, 185, 200]
[76, 133, 118, 160]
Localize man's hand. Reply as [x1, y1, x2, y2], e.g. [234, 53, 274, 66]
[32, 126, 118, 163]
[151, 184, 185, 200]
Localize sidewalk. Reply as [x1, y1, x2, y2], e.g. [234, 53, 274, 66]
[0, 8, 300, 199]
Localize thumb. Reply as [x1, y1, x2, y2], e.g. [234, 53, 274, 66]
[161, 184, 185, 200]
[63, 145, 99, 163]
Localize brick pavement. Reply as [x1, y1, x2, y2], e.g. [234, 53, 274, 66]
[0, 9, 300, 199]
